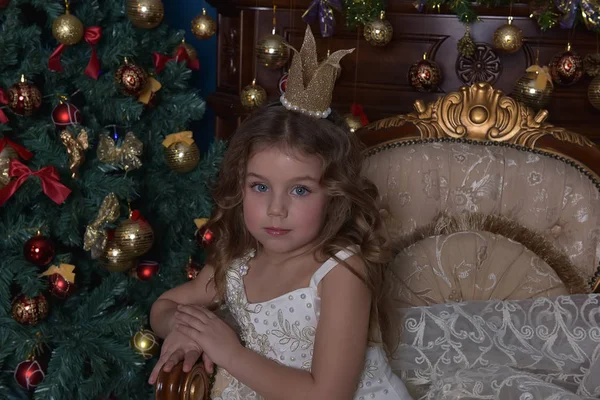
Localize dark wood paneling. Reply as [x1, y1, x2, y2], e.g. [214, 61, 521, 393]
[207, 1, 600, 140]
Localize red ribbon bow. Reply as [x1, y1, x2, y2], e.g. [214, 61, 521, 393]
[0, 137, 33, 160]
[0, 89, 9, 124]
[49, 27, 102, 80]
[351, 103, 369, 127]
[0, 160, 71, 206]
[130, 209, 148, 223]
[153, 46, 200, 73]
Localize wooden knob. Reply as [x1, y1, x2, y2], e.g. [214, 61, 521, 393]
[155, 362, 210, 400]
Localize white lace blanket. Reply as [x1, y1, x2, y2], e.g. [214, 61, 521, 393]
[391, 295, 600, 400]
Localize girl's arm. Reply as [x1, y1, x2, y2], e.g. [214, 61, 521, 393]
[150, 264, 217, 339]
[224, 255, 371, 400]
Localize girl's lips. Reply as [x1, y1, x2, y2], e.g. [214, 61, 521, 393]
[264, 228, 291, 236]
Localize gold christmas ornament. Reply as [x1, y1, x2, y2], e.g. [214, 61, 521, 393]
[584, 53, 600, 77]
[240, 79, 267, 110]
[0, 145, 18, 190]
[114, 212, 154, 258]
[513, 65, 554, 111]
[492, 17, 523, 54]
[59, 128, 88, 179]
[84, 193, 120, 259]
[364, 11, 393, 47]
[589, 76, 600, 111]
[7, 75, 42, 116]
[52, 8, 84, 46]
[281, 25, 354, 117]
[101, 236, 138, 273]
[131, 329, 160, 359]
[256, 32, 291, 69]
[174, 40, 197, 61]
[191, 8, 216, 40]
[457, 25, 476, 58]
[344, 113, 363, 133]
[162, 131, 200, 173]
[126, 0, 164, 29]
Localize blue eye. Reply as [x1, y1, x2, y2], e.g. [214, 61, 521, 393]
[251, 183, 269, 192]
[292, 186, 310, 196]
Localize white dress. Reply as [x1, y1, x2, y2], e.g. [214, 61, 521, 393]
[212, 248, 413, 400]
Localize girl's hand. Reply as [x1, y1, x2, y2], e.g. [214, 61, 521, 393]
[174, 304, 243, 370]
[148, 329, 214, 385]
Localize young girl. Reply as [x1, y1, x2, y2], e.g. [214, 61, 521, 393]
[148, 25, 412, 400]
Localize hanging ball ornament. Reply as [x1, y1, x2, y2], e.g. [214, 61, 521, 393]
[51, 101, 82, 129]
[131, 329, 160, 359]
[185, 259, 203, 280]
[101, 235, 138, 273]
[492, 17, 523, 54]
[7, 75, 42, 116]
[126, 0, 164, 29]
[114, 59, 148, 97]
[11, 294, 49, 325]
[114, 210, 154, 258]
[550, 44, 584, 85]
[174, 40, 198, 61]
[364, 11, 393, 47]
[14, 356, 47, 391]
[584, 53, 600, 77]
[164, 141, 201, 173]
[132, 260, 159, 281]
[513, 67, 554, 111]
[191, 8, 217, 40]
[240, 79, 267, 110]
[0, 0, 11, 10]
[408, 53, 443, 92]
[256, 32, 290, 69]
[344, 114, 363, 133]
[588, 76, 600, 111]
[23, 234, 55, 267]
[0, 144, 18, 190]
[48, 273, 75, 299]
[52, 8, 84, 46]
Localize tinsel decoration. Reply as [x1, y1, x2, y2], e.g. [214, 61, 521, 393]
[97, 130, 143, 171]
[83, 193, 120, 259]
[457, 25, 476, 58]
[302, 0, 342, 38]
[59, 128, 88, 178]
[344, 0, 385, 29]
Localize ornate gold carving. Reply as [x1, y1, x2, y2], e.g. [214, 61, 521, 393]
[367, 82, 593, 148]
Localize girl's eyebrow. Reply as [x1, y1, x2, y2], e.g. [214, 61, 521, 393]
[246, 172, 319, 182]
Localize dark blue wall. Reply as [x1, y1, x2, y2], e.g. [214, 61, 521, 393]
[163, 3, 217, 152]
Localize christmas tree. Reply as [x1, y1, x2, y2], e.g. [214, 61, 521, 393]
[0, 0, 222, 398]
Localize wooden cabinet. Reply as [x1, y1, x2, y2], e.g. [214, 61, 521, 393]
[206, 0, 599, 140]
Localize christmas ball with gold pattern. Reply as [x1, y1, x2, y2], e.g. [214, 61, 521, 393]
[588, 76, 600, 111]
[240, 80, 267, 110]
[513, 72, 554, 111]
[256, 34, 290, 69]
[408, 57, 442, 92]
[126, 0, 164, 29]
[52, 11, 84, 45]
[492, 22, 523, 54]
[550, 49, 583, 85]
[164, 141, 200, 173]
[364, 12, 393, 47]
[11, 295, 49, 325]
[7, 79, 42, 116]
[114, 61, 148, 97]
[344, 114, 363, 133]
[114, 212, 154, 258]
[191, 8, 216, 40]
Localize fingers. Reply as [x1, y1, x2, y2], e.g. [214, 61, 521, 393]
[178, 304, 217, 320]
[148, 349, 184, 385]
[182, 350, 201, 373]
[176, 323, 203, 344]
[203, 352, 214, 374]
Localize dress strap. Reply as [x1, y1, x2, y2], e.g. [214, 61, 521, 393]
[309, 247, 358, 288]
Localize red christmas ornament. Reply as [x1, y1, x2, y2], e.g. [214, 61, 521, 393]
[23, 234, 55, 267]
[7, 77, 42, 116]
[114, 61, 148, 97]
[51, 102, 82, 128]
[279, 72, 288, 95]
[550, 46, 583, 85]
[135, 260, 159, 281]
[11, 294, 49, 325]
[14, 357, 47, 391]
[0, 0, 11, 10]
[196, 225, 214, 248]
[408, 55, 442, 93]
[48, 273, 75, 299]
[185, 259, 203, 280]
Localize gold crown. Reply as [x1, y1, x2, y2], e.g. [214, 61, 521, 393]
[281, 25, 354, 118]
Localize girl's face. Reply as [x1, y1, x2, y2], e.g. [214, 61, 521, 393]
[242, 145, 328, 255]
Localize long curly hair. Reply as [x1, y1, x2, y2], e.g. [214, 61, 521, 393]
[206, 103, 396, 353]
